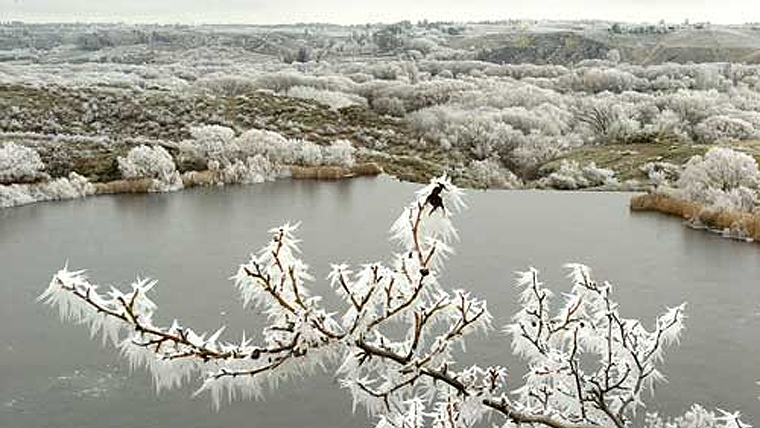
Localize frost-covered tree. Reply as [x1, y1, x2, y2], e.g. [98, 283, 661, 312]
[677, 147, 759, 212]
[39, 177, 748, 428]
[117, 145, 183, 192]
[0, 142, 47, 184]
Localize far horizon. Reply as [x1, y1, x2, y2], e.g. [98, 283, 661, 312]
[0, 17, 752, 27]
[1, 0, 759, 26]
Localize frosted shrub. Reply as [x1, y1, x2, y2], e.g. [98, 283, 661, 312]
[573, 97, 641, 144]
[711, 186, 757, 212]
[559, 67, 644, 93]
[180, 125, 237, 166]
[39, 177, 747, 428]
[539, 160, 618, 190]
[30, 172, 96, 201]
[641, 161, 682, 187]
[659, 90, 721, 129]
[372, 96, 407, 117]
[182, 126, 356, 172]
[0, 183, 35, 207]
[510, 133, 570, 178]
[677, 147, 759, 212]
[693, 115, 758, 143]
[236, 129, 299, 165]
[468, 158, 523, 189]
[295, 140, 324, 165]
[218, 155, 279, 185]
[408, 106, 557, 165]
[0, 172, 95, 208]
[645, 109, 691, 143]
[322, 139, 355, 167]
[451, 118, 522, 160]
[118, 145, 183, 192]
[0, 142, 47, 184]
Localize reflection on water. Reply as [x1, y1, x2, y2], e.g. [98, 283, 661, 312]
[1, 176, 759, 428]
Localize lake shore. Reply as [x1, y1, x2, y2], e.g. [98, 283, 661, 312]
[94, 162, 384, 195]
[630, 192, 760, 241]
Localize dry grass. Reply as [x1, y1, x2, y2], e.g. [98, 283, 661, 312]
[95, 178, 154, 194]
[630, 193, 760, 241]
[181, 170, 218, 187]
[543, 140, 760, 181]
[289, 162, 382, 180]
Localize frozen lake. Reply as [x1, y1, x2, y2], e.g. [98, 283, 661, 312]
[2, 175, 759, 427]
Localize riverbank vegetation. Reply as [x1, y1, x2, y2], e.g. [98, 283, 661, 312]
[4, 21, 760, 206]
[0, 130, 379, 208]
[631, 146, 760, 241]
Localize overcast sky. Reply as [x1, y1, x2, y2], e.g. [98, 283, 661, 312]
[1, 0, 758, 25]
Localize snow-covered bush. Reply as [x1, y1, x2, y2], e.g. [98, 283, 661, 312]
[235, 128, 299, 165]
[117, 145, 183, 192]
[694, 115, 758, 143]
[0, 142, 47, 184]
[181, 126, 356, 171]
[179, 125, 237, 167]
[321, 139, 356, 168]
[371, 96, 407, 117]
[641, 161, 682, 187]
[538, 160, 618, 189]
[572, 97, 642, 144]
[468, 158, 523, 189]
[0, 172, 95, 208]
[677, 147, 759, 212]
[217, 155, 280, 185]
[39, 177, 748, 428]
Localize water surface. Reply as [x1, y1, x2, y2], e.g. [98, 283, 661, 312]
[1, 176, 759, 427]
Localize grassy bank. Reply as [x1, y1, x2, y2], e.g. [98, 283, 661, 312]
[542, 140, 760, 181]
[630, 192, 760, 241]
